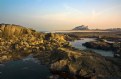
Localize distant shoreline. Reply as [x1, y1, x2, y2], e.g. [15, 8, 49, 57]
[50, 30, 113, 33]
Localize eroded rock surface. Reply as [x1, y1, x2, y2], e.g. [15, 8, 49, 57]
[0, 24, 35, 37]
[83, 41, 121, 58]
[0, 24, 69, 63]
[50, 48, 121, 79]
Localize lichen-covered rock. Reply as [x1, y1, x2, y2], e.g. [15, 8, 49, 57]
[0, 24, 70, 64]
[0, 24, 35, 37]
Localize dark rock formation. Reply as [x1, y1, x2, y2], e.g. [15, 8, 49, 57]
[113, 43, 121, 58]
[83, 41, 121, 58]
[83, 41, 112, 51]
[50, 48, 121, 79]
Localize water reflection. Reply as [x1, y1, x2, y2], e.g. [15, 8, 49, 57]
[70, 38, 114, 57]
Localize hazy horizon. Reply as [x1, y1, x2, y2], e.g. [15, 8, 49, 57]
[0, 0, 121, 31]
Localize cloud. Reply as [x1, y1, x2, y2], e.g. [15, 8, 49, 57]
[63, 4, 82, 14]
[33, 4, 84, 22]
[91, 4, 121, 20]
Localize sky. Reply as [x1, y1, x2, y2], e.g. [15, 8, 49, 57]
[0, 0, 121, 31]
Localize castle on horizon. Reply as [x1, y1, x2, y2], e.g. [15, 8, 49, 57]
[73, 25, 89, 30]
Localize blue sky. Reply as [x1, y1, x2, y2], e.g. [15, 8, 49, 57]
[0, 0, 121, 31]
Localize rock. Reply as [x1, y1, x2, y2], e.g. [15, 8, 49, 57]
[83, 41, 121, 58]
[50, 59, 69, 71]
[83, 41, 112, 50]
[1, 56, 8, 60]
[0, 42, 5, 45]
[50, 48, 121, 79]
[0, 24, 35, 37]
[79, 69, 88, 76]
[23, 48, 27, 51]
[39, 46, 45, 51]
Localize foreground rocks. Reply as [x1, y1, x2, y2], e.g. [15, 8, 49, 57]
[0, 24, 121, 79]
[0, 24, 70, 63]
[49, 48, 121, 79]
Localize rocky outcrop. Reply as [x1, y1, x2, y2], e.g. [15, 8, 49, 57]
[83, 41, 121, 58]
[0, 24, 70, 63]
[0, 24, 35, 37]
[50, 48, 121, 79]
[83, 41, 112, 51]
[113, 43, 121, 58]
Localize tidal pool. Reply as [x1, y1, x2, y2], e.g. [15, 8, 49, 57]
[70, 38, 114, 57]
[0, 55, 51, 79]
